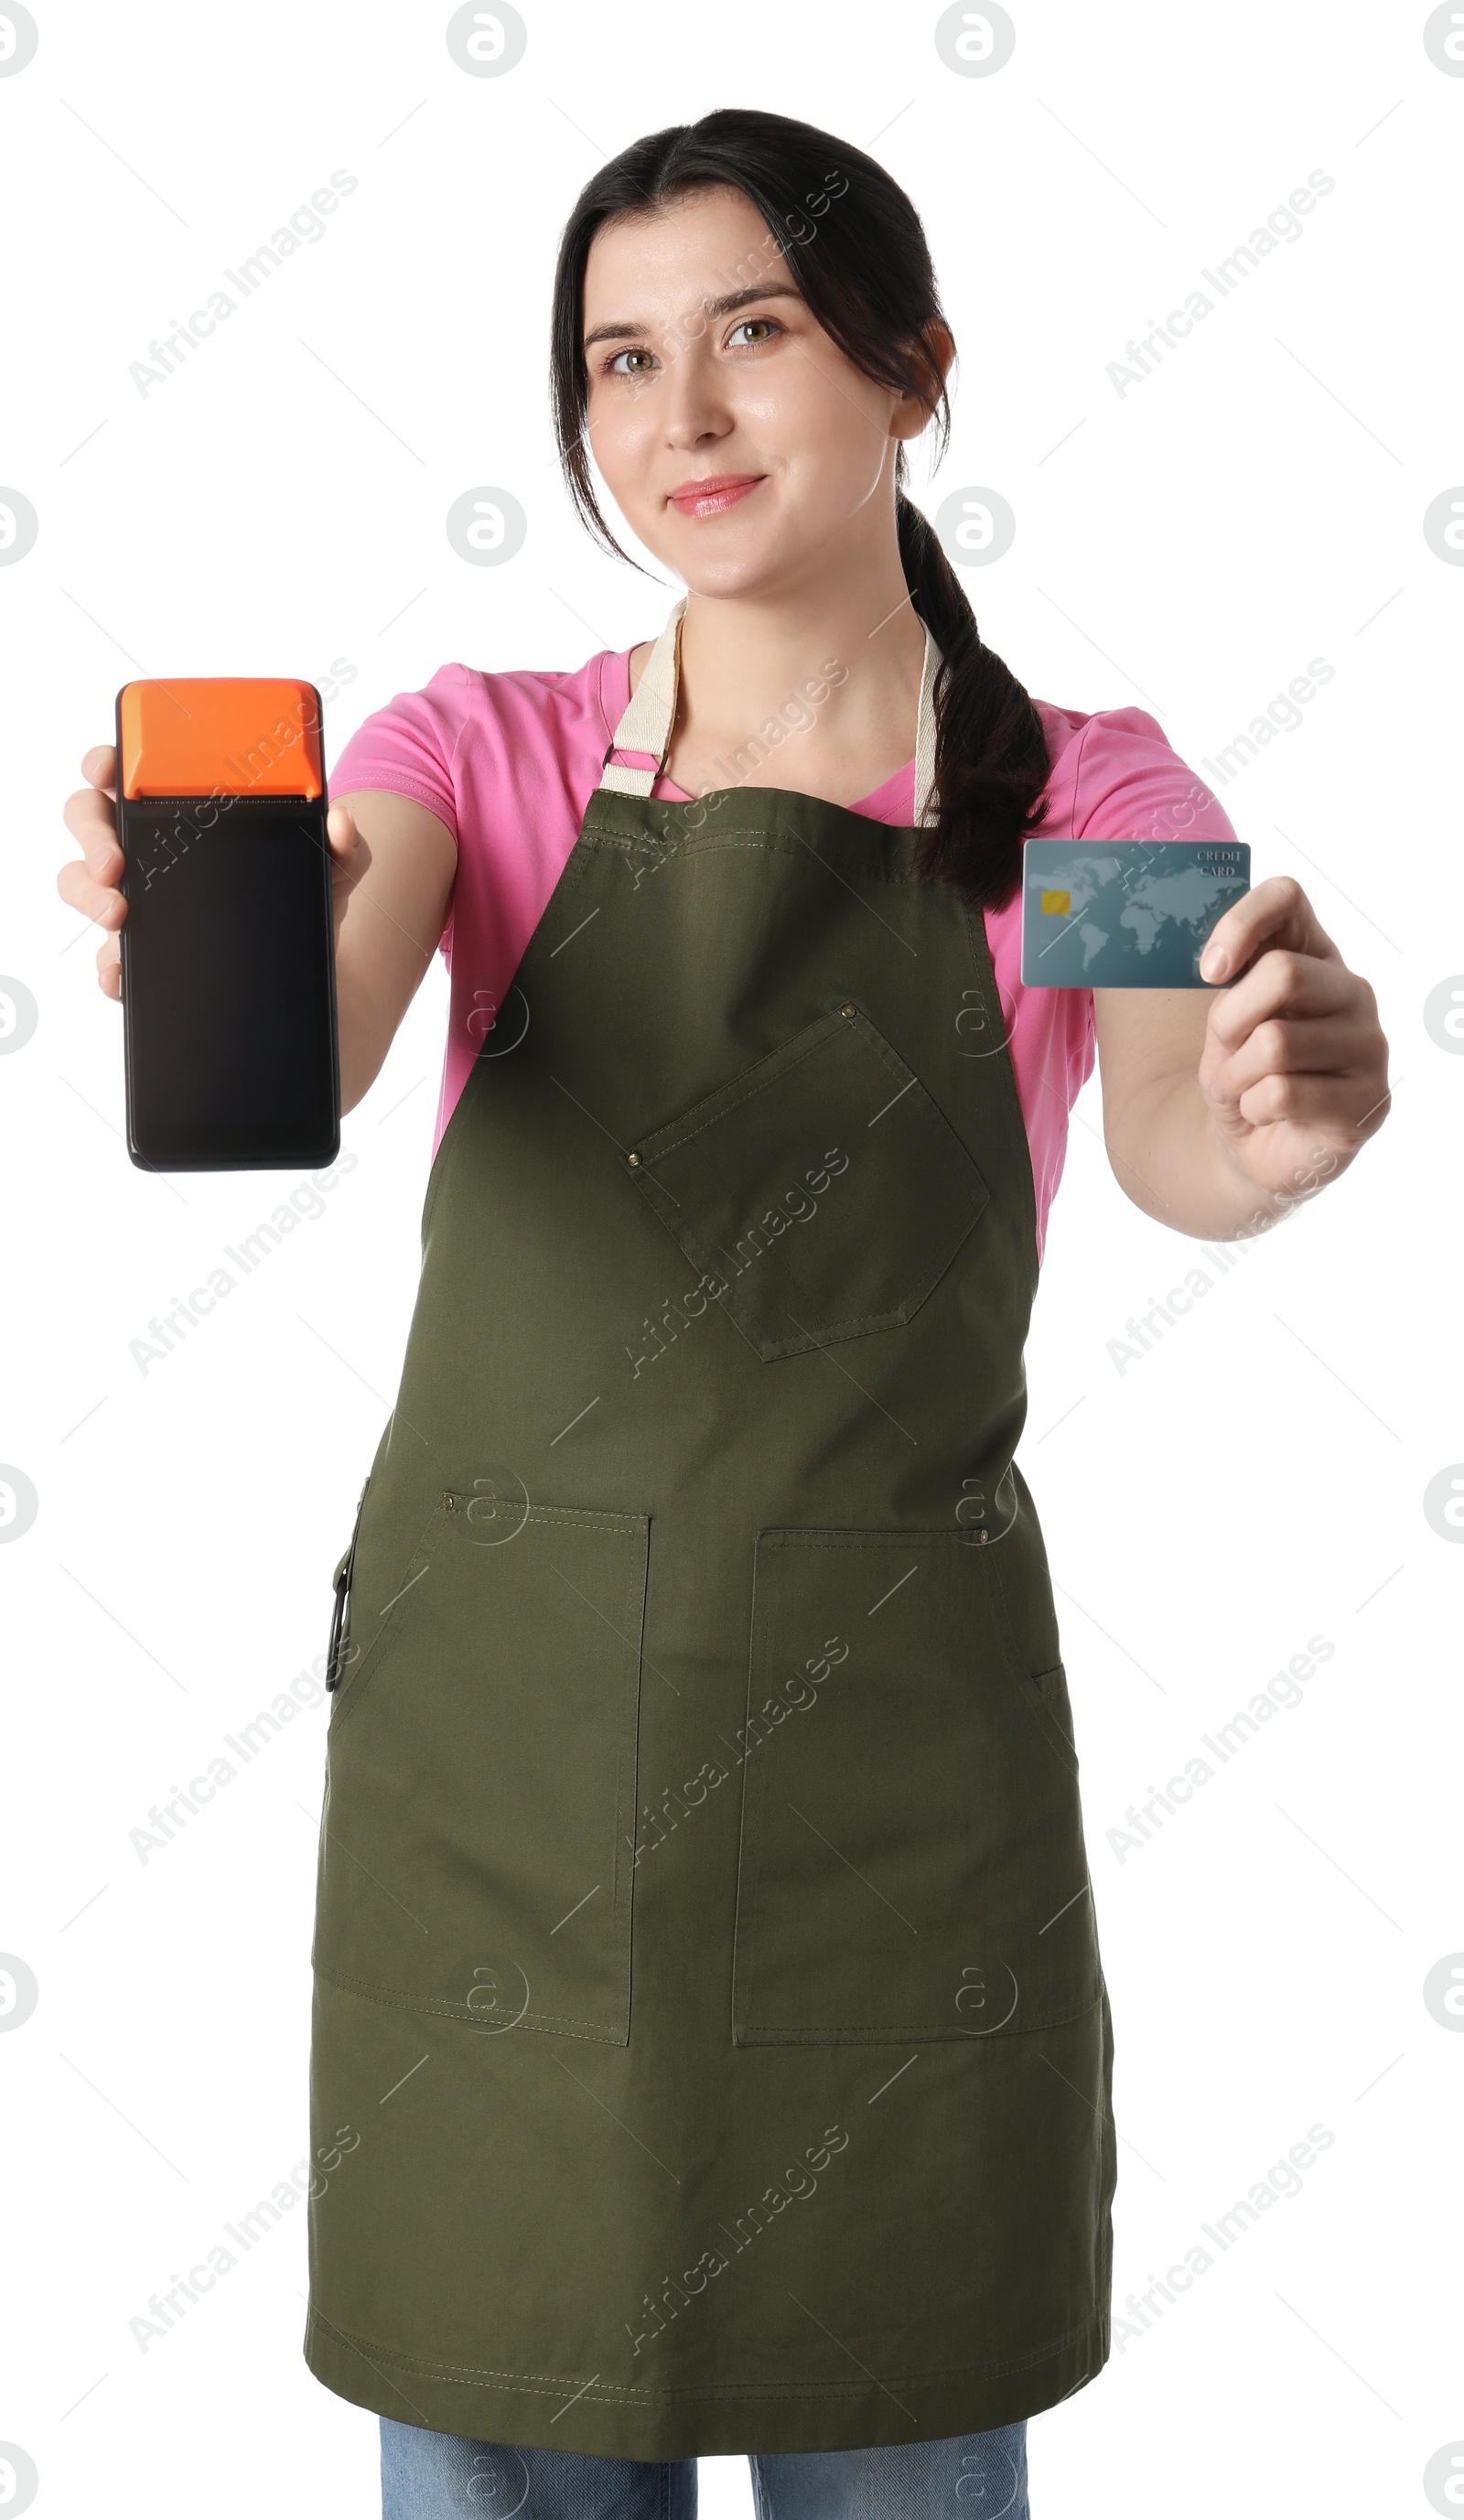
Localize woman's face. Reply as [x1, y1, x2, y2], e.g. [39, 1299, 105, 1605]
[581, 185, 931, 601]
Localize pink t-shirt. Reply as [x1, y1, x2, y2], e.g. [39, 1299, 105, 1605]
[331, 647, 1240, 1257]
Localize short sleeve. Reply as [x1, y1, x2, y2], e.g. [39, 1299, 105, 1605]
[1051, 705, 1243, 854]
[328, 667, 486, 963]
[328, 668, 479, 845]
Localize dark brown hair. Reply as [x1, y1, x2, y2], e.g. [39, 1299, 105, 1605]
[549, 107, 1049, 909]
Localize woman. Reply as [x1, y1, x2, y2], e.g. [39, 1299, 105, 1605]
[60, 108, 1386, 2520]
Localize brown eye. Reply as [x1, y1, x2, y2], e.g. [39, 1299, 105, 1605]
[605, 348, 657, 377]
[727, 318, 781, 350]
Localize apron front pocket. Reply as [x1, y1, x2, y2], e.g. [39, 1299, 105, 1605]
[730, 1528, 1103, 2045]
[313, 1497, 649, 2044]
[626, 1005, 988, 1362]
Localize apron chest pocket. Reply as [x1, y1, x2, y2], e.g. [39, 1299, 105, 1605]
[313, 1496, 649, 2045]
[626, 1005, 988, 1361]
[730, 1528, 1103, 2046]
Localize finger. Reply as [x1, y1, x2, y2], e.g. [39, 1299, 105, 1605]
[59, 782, 126, 912]
[1206, 1013, 1381, 1101]
[1204, 946, 1359, 1052]
[81, 742, 117, 796]
[96, 934, 123, 1001]
[62, 780, 122, 862]
[1234, 1071, 1393, 1135]
[1199, 876, 1338, 985]
[57, 852, 128, 928]
[326, 800, 362, 864]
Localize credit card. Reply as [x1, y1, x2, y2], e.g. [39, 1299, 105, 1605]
[1020, 839, 1251, 987]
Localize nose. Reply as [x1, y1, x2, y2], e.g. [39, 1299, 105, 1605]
[657, 333, 736, 452]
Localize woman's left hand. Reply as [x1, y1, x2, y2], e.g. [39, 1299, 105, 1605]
[1196, 877, 1391, 1200]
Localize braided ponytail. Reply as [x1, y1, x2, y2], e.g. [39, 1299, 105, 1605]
[895, 493, 1050, 905]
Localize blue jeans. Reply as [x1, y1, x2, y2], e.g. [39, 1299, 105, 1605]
[380, 2416, 1028, 2517]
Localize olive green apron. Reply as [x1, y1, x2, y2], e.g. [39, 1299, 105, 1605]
[304, 600, 1115, 2457]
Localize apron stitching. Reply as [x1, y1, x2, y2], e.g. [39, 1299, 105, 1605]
[307, 2302, 1107, 2392]
[614, 1542, 648, 1988]
[731, 1995, 1104, 2040]
[962, 894, 1040, 1298]
[577, 823, 930, 876]
[633, 1018, 850, 1160]
[310, 1964, 627, 2039]
[635, 1014, 974, 1172]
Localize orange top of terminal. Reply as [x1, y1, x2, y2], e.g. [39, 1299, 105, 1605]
[118, 678, 324, 800]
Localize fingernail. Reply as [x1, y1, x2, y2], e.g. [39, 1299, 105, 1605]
[1201, 943, 1227, 979]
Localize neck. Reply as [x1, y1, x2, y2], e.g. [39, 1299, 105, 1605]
[667, 512, 927, 810]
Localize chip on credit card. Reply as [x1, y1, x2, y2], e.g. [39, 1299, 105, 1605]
[1020, 839, 1252, 988]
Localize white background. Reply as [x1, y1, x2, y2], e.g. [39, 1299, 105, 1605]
[1, 3, 1459, 2515]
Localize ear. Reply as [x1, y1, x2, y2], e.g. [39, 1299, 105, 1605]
[890, 319, 956, 442]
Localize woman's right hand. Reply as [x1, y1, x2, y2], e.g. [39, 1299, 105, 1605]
[58, 746, 125, 1000]
[58, 755, 454, 1114]
[57, 748, 369, 1001]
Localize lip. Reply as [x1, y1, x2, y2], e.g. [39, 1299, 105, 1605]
[666, 474, 764, 518]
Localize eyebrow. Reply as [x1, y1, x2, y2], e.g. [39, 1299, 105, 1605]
[583, 282, 805, 352]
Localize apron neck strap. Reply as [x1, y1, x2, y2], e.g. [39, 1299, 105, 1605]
[597, 596, 946, 829]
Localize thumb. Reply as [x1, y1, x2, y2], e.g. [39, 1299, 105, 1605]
[326, 799, 364, 869]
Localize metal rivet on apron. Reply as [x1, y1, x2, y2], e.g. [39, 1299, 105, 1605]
[441, 1492, 457, 1511]
[976, 1530, 989, 1545]
[627, 1151, 642, 1168]
[840, 1002, 856, 1018]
